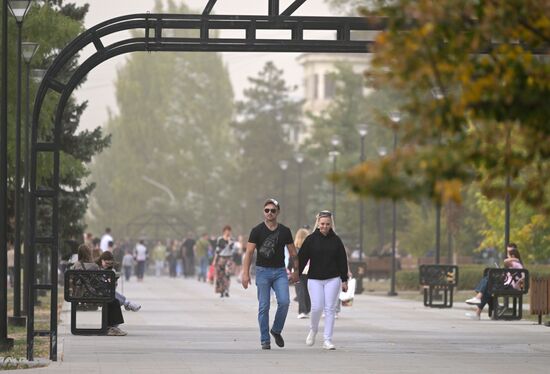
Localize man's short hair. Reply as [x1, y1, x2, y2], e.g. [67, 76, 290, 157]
[263, 198, 280, 210]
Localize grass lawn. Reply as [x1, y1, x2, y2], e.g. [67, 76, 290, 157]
[2, 287, 63, 362]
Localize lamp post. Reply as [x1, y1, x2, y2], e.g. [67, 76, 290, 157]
[1, 0, 15, 351]
[240, 200, 247, 234]
[388, 111, 401, 297]
[7, 0, 31, 327]
[279, 160, 289, 217]
[377, 147, 387, 253]
[357, 124, 368, 260]
[328, 151, 339, 217]
[329, 135, 340, 217]
[21, 42, 39, 317]
[295, 152, 304, 229]
[431, 86, 445, 265]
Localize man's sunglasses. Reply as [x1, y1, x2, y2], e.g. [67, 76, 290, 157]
[264, 208, 278, 214]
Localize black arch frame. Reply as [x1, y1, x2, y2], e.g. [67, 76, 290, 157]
[27, 5, 383, 360]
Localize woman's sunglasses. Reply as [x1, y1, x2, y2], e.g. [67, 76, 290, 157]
[318, 210, 332, 217]
[264, 208, 278, 214]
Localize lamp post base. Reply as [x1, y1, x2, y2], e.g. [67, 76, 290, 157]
[0, 338, 14, 351]
[387, 291, 398, 296]
[8, 315, 26, 327]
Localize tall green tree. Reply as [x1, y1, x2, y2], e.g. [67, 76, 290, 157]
[1, 1, 110, 251]
[89, 0, 234, 237]
[231, 61, 302, 228]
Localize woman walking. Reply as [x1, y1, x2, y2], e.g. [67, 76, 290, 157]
[213, 225, 234, 297]
[294, 228, 311, 319]
[298, 211, 348, 350]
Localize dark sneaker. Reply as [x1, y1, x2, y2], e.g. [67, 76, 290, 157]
[261, 342, 271, 350]
[270, 329, 284, 347]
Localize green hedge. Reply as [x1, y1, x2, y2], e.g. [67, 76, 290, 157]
[396, 264, 550, 291]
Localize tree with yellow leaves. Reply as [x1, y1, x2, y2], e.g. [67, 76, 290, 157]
[341, 0, 550, 215]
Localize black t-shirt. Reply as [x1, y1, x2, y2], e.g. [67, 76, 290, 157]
[248, 222, 293, 268]
[182, 238, 196, 258]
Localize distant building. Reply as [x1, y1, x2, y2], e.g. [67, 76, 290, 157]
[296, 52, 372, 143]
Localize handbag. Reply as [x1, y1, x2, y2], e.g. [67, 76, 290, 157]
[207, 264, 215, 283]
[339, 278, 356, 306]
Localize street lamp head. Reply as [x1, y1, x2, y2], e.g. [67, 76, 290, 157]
[279, 160, 289, 171]
[388, 110, 402, 124]
[30, 68, 46, 83]
[328, 150, 340, 161]
[21, 42, 39, 64]
[378, 146, 388, 157]
[330, 135, 340, 148]
[357, 123, 369, 138]
[8, 0, 32, 23]
[431, 86, 445, 100]
[295, 152, 304, 164]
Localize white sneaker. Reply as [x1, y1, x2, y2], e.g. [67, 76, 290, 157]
[465, 312, 480, 320]
[297, 313, 309, 319]
[124, 301, 141, 312]
[465, 297, 481, 305]
[306, 330, 316, 346]
[323, 340, 336, 350]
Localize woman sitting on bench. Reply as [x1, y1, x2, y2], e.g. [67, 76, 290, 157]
[465, 243, 523, 320]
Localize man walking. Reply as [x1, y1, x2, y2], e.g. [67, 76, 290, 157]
[242, 198, 299, 350]
[100, 227, 113, 253]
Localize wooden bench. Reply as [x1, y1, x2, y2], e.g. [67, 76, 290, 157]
[64, 270, 117, 335]
[485, 268, 530, 320]
[530, 276, 550, 324]
[365, 256, 392, 279]
[419, 265, 458, 308]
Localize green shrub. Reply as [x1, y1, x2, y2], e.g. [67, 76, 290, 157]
[526, 265, 550, 278]
[396, 270, 419, 290]
[395, 265, 487, 291]
[395, 264, 550, 292]
[457, 265, 486, 290]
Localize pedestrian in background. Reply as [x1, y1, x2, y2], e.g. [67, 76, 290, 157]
[293, 228, 311, 319]
[134, 240, 148, 281]
[122, 249, 134, 281]
[195, 233, 211, 282]
[214, 225, 234, 297]
[167, 240, 179, 278]
[152, 241, 167, 277]
[298, 210, 348, 350]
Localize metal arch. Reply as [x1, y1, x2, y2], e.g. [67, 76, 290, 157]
[27, 12, 379, 361]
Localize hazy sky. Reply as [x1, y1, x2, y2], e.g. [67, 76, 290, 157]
[71, 0, 336, 131]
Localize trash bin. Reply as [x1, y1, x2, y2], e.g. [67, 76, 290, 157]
[348, 260, 367, 295]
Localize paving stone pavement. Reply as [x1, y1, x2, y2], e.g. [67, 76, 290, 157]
[23, 275, 550, 373]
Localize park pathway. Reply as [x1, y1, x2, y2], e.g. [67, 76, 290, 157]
[26, 275, 550, 373]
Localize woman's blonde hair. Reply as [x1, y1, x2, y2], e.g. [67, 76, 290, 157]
[294, 228, 310, 249]
[312, 210, 336, 233]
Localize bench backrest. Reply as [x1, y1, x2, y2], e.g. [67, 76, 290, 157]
[484, 268, 530, 295]
[64, 270, 116, 303]
[419, 265, 459, 286]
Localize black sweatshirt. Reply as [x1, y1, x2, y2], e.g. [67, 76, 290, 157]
[298, 229, 348, 282]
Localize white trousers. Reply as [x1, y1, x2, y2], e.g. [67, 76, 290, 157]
[308, 277, 341, 342]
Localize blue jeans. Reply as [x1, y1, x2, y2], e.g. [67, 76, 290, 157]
[475, 276, 491, 311]
[198, 256, 209, 281]
[255, 266, 290, 344]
